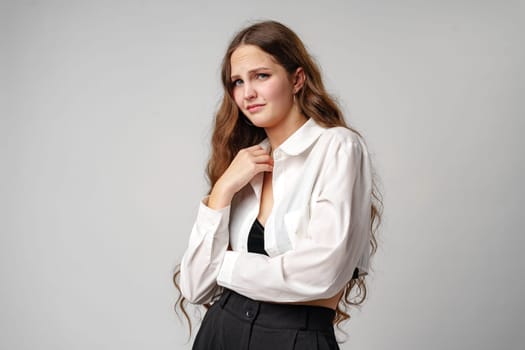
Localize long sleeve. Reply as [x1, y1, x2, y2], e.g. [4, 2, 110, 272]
[216, 136, 372, 302]
[179, 196, 231, 304]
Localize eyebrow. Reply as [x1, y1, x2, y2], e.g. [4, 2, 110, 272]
[230, 67, 271, 80]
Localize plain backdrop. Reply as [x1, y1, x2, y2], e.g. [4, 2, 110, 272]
[1, 0, 524, 349]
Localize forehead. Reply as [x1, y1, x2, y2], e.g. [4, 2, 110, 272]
[230, 45, 280, 75]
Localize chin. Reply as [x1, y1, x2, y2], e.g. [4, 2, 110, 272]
[251, 118, 277, 129]
[245, 109, 286, 129]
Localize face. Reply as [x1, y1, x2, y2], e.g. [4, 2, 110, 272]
[230, 44, 301, 129]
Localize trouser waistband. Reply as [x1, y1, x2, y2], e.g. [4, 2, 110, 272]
[218, 289, 336, 331]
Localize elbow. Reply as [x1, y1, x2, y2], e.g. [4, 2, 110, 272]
[180, 285, 208, 305]
[179, 272, 197, 304]
[179, 273, 211, 304]
[179, 260, 219, 305]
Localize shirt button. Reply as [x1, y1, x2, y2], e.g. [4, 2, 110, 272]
[245, 310, 254, 319]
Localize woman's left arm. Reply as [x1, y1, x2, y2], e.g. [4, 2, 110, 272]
[216, 137, 373, 302]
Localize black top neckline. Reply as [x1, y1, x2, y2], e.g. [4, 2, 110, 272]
[254, 218, 265, 230]
[247, 217, 268, 256]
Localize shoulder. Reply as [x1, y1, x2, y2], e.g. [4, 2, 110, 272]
[316, 125, 366, 155]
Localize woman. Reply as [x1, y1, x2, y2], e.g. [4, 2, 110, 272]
[173, 20, 382, 349]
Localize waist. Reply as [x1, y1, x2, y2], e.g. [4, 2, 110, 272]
[218, 289, 336, 331]
[287, 289, 343, 310]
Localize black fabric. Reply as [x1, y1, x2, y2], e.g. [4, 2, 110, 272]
[192, 289, 340, 350]
[247, 218, 268, 256]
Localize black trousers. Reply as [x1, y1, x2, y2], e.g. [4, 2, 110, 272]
[192, 289, 340, 350]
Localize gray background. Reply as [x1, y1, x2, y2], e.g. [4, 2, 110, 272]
[1, 0, 524, 349]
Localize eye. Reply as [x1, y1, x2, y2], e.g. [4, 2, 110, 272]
[231, 79, 243, 87]
[256, 73, 269, 79]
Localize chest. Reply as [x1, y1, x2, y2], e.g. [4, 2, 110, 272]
[228, 155, 322, 256]
[256, 172, 273, 226]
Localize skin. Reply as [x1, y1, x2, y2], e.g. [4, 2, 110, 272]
[208, 44, 343, 310]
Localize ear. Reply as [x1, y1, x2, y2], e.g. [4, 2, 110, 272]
[292, 67, 306, 93]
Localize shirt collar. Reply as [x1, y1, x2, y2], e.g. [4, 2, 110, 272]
[257, 118, 325, 156]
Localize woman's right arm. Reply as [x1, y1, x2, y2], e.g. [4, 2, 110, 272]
[179, 192, 231, 304]
[179, 146, 273, 304]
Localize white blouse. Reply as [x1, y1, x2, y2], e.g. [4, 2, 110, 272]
[180, 118, 373, 304]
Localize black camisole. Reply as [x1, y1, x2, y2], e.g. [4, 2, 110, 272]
[246, 218, 360, 280]
[247, 218, 268, 256]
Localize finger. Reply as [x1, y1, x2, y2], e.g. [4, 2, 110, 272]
[244, 145, 265, 152]
[237, 146, 266, 158]
[255, 163, 273, 173]
[252, 154, 273, 164]
[250, 148, 271, 156]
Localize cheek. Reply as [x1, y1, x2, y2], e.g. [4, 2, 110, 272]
[232, 89, 243, 108]
[265, 81, 291, 105]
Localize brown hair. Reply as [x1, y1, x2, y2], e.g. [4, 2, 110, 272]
[173, 19, 383, 335]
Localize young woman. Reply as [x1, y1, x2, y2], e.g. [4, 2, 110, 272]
[173, 20, 382, 349]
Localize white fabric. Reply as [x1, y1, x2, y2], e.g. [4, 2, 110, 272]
[180, 118, 373, 304]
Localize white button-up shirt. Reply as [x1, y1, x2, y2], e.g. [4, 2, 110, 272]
[180, 118, 373, 304]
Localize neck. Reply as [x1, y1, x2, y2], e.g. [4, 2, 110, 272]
[265, 109, 307, 151]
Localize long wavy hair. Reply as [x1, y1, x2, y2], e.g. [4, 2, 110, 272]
[173, 19, 383, 336]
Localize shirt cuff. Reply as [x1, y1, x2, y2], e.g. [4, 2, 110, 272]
[195, 195, 231, 241]
[217, 250, 240, 287]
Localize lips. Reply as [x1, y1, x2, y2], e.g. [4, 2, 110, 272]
[247, 104, 265, 112]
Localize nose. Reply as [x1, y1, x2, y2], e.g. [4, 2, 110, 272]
[243, 82, 256, 100]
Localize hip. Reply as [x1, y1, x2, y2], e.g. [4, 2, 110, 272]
[192, 288, 339, 350]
